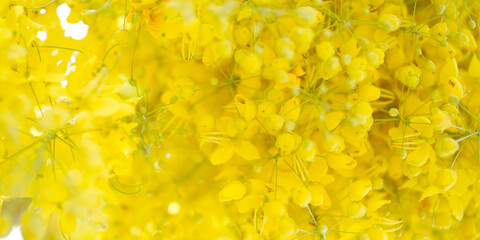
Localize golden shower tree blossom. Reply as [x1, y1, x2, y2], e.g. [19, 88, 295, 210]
[1, 0, 480, 239]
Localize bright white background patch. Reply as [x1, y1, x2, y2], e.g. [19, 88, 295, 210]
[57, 3, 89, 40]
[0, 226, 22, 240]
[36, 31, 47, 41]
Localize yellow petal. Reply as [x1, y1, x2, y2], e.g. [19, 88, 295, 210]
[235, 141, 260, 161]
[263, 200, 286, 218]
[291, 185, 312, 208]
[469, 54, 480, 77]
[0, 215, 12, 238]
[440, 58, 459, 83]
[308, 185, 326, 206]
[210, 146, 235, 165]
[324, 112, 345, 132]
[308, 158, 328, 182]
[447, 195, 463, 221]
[234, 94, 257, 121]
[435, 169, 457, 191]
[277, 216, 298, 237]
[326, 152, 357, 170]
[279, 97, 301, 121]
[359, 84, 381, 101]
[218, 181, 246, 202]
[409, 116, 433, 137]
[91, 97, 133, 117]
[366, 199, 391, 216]
[435, 137, 459, 158]
[238, 195, 263, 213]
[347, 202, 367, 218]
[420, 185, 443, 201]
[59, 212, 77, 234]
[433, 212, 452, 229]
[367, 226, 388, 240]
[406, 144, 429, 167]
[348, 179, 372, 201]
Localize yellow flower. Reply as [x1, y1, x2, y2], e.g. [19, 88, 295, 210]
[1, 0, 480, 238]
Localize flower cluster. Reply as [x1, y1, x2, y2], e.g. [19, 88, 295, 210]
[1, 0, 480, 239]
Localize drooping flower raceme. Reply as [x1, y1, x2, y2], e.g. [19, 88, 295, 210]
[1, 0, 480, 239]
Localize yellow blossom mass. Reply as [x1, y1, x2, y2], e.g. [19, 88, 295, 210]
[1, 0, 480, 239]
